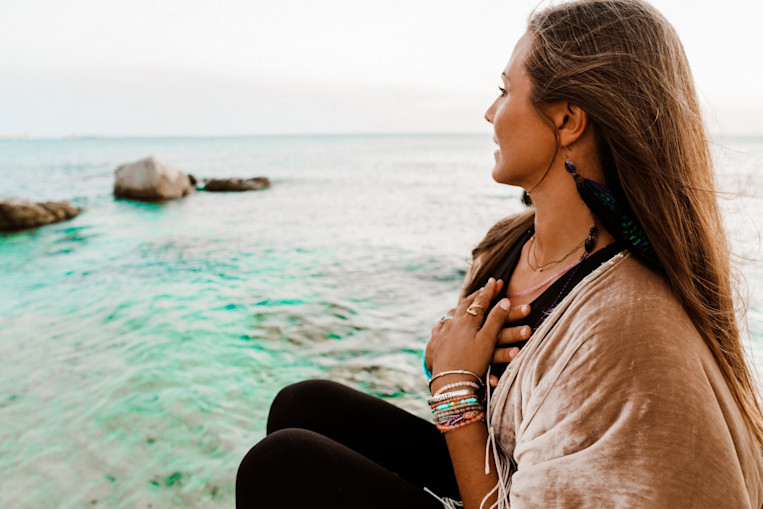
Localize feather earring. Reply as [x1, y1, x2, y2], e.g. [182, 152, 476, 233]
[564, 157, 661, 270]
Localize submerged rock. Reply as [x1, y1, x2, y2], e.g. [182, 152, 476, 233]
[0, 198, 82, 231]
[113, 155, 194, 201]
[203, 177, 270, 192]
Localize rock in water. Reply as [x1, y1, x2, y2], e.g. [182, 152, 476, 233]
[113, 155, 194, 200]
[0, 198, 82, 231]
[203, 177, 271, 192]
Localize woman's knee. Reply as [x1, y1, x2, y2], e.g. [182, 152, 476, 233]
[236, 428, 325, 508]
[266, 379, 349, 434]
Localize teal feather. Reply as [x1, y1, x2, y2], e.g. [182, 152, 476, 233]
[572, 172, 661, 270]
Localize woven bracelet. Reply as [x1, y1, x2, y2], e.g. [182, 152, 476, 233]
[436, 411, 485, 433]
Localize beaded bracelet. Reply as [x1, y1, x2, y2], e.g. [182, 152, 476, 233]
[429, 392, 480, 404]
[432, 396, 479, 411]
[432, 404, 485, 416]
[433, 396, 486, 413]
[427, 389, 477, 406]
[433, 380, 480, 397]
[434, 405, 484, 422]
[434, 408, 483, 422]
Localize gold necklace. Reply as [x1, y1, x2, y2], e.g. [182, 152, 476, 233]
[527, 235, 587, 272]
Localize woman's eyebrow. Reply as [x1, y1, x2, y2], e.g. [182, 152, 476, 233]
[501, 72, 510, 83]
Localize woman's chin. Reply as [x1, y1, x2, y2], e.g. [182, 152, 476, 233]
[492, 165, 523, 187]
[491, 166, 508, 184]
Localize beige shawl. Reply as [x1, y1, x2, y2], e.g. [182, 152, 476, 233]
[487, 252, 763, 509]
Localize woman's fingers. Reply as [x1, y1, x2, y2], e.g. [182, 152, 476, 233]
[506, 304, 531, 324]
[477, 297, 510, 341]
[458, 278, 500, 319]
[491, 346, 521, 364]
[456, 282, 488, 316]
[497, 325, 532, 345]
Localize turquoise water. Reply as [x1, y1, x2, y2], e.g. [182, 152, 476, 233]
[1, 135, 762, 508]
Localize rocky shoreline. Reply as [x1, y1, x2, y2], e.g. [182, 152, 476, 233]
[1, 155, 270, 232]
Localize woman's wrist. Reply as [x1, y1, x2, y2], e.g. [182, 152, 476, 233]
[430, 374, 479, 395]
[427, 378, 487, 433]
[429, 367, 485, 393]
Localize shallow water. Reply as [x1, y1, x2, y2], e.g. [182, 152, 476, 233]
[1, 135, 761, 508]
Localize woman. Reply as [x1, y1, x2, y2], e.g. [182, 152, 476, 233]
[237, 1, 763, 507]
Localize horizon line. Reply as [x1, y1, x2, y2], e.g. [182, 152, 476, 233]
[2, 131, 762, 141]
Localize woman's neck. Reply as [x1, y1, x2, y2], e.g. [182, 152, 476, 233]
[528, 161, 614, 264]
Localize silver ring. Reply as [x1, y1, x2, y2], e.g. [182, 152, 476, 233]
[439, 315, 453, 324]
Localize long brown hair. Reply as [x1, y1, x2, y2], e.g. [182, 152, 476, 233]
[467, 0, 763, 444]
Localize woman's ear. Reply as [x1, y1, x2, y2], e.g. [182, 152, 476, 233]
[546, 101, 588, 147]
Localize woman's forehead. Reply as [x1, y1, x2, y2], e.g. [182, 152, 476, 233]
[504, 32, 532, 77]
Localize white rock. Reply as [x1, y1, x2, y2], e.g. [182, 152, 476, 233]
[113, 155, 193, 201]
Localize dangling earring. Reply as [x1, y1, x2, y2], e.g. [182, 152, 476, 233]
[584, 221, 598, 254]
[562, 152, 661, 270]
[564, 155, 585, 186]
[521, 190, 533, 207]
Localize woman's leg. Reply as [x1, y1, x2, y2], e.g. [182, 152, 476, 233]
[265, 379, 459, 498]
[236, 428, 446, 509]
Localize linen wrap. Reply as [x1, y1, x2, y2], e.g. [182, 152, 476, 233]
[487, 251, 763, 508]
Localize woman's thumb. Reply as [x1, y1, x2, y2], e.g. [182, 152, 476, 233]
[480, 298, 510, 340]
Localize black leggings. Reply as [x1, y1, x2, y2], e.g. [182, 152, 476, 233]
[236, 380, 461, 508]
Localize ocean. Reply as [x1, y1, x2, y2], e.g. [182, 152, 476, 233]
[1, 134, 761, 508]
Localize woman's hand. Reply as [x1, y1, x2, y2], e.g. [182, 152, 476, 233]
[425, 287, 531, 385]
[426, 278, 512, 380]
[487, 303, 532, 387]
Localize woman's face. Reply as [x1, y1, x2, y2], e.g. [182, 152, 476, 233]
[485, 32, 557, 188]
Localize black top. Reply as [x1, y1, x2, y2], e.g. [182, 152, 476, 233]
[489, 226, 624, 377]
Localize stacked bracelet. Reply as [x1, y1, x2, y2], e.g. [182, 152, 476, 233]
[428, 386, 485, 433]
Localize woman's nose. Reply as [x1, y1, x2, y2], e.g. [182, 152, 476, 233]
[485, 102, 496, 124]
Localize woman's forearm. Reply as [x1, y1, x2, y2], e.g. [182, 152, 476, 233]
[443, 420, 498, 509]
[430, 377, 498, 509]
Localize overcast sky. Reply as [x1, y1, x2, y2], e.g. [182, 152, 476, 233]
[0, 0, 761, 138]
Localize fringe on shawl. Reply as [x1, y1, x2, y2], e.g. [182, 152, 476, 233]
[424, 487, 464, 508]
[481, 364, 514, 509]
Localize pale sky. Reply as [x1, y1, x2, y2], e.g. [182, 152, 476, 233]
[0, 0, 761, 138]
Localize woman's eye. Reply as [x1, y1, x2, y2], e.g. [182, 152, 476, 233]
[498, 86, 507, 97]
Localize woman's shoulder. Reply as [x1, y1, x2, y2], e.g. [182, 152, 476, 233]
[529, 252, 705, 385]
[565, 252, 690, 339]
